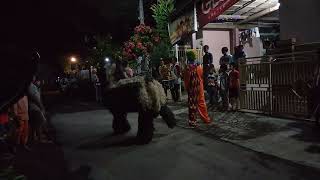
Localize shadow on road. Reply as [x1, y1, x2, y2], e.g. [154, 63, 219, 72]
[77, 135, 137, 150]
[287, 122, 320, 143]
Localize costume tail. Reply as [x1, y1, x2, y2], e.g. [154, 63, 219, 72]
[160, 105, 176, 128]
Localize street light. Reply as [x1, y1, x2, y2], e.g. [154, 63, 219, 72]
[70, 57, 77, 63]
[105, 57, 110, 62]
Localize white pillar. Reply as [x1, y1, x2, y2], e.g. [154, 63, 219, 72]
[175, 44, 179, 60]
[138, 0, 145, 24]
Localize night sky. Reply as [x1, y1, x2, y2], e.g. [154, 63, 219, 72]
[1, 0, 155, 63]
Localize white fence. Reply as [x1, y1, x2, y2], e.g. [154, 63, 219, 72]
[170, 45, 203, 64]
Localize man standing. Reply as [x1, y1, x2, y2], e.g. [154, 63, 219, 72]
[220, 47, 233, 66]
[203, 45, 213, 90]
[219, 64, 229, 111]
[171, 57, 181, 102]
[159, 59, 172, 97]
[233, 45, 246, 70]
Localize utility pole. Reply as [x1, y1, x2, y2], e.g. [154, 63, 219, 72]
[138, 0, 145, 24]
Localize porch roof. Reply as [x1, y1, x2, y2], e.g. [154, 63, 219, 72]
[215, 0, 280, 25]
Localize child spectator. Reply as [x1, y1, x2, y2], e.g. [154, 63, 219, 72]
[220, 47, 233, 66]
[207, 64, 219, 109]
[219, 64, 229, 111]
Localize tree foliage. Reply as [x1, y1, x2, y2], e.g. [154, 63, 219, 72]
[89, 35, 114, 67]
[150, 0, 175, 66]
[150, 0, 175, 41]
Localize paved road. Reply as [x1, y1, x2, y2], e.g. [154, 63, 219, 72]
[51, 104, 320, 180]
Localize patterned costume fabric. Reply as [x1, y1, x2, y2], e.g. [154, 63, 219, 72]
[187, 64, 200, 126]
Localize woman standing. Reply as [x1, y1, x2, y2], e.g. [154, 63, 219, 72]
[184, 51, 212, 127]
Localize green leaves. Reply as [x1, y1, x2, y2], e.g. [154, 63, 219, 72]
[150, 0, 175, 40]
[149, 0, 175, 66]
[89, 35, 117, 67]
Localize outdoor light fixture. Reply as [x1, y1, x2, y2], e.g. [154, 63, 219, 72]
[105, 57, 110, 62]
[70, 57, 77, 62]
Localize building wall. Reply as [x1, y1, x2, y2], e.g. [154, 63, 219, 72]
[280, 0, 320, 43]
[202, 30, 231, 69]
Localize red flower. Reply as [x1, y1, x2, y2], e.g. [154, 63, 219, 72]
[136, 42, 143, 49]
[154, 36, 160, 43]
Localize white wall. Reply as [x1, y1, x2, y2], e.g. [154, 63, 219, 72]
[202, 30, 231, 69]
[280, 0, 320, 43]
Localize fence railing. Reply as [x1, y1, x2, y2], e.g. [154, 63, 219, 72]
[239, 50, 320, 119]
[170, 46, 203, 63]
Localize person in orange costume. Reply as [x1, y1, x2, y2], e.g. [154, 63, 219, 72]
[183, 52, 212, 127]
[10, 96, 29, 149]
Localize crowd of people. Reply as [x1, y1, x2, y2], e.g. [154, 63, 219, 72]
[203, 45, 245, 112]
[0, 76, 50, 153]
[158, 57, 182, 102]
[153, 45, 246, 127]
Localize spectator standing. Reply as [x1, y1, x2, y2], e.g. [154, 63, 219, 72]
[123, 60, 134, 78]
[233, 45, 246, 69]
[159, 59, 173, 97]
[158, 59, 165, 80]
[220, 47, 233, 66]
[9, 96, 30, 150]
[92, 70, 102, 103]
[170, 57, 181, 102]
[202, 45, 213, 90]
[229, 63, 240, 111]
[219, 64, 229, 111]
[207, 64, 219, 109]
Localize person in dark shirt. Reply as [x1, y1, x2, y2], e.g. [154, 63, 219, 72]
[219, 64, 229, 111]
[203, 45, 213, 90]
[207, 64, 218, 109]
[220, 47, 233, 66]
[233, 45, 246, 70]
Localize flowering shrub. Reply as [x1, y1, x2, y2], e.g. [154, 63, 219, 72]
[122, 24, 160, 61]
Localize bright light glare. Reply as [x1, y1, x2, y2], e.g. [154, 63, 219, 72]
[105, 57, 110, 62]
[71, 57, 77, 62]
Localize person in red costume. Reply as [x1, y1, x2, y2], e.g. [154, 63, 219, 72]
[184, 51, 212, 127]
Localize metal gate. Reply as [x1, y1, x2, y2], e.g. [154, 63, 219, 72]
[239, 50, 319, 119]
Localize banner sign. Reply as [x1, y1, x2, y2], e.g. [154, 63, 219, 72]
[169, 10, 195, 44]
[197, 0, 239, 28]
